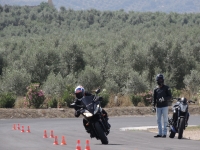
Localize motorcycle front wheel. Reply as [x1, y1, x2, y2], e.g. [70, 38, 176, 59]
[95, 122, 109, 144]
[178, 118, 185, 139]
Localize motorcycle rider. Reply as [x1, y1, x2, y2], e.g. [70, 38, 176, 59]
[73, 85, 110, 136]
[152, 74, 172, 138]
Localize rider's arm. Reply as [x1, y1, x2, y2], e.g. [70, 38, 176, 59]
[85, 91, 92, 96]
[74, 99, 81, 117]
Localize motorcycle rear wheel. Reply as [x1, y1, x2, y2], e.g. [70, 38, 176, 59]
[95, 122, 109, 144]
[178, 118, 185, 139]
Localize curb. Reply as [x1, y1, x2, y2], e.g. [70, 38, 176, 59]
[120, 125, 198, 131]
[120, 126, 158, 131]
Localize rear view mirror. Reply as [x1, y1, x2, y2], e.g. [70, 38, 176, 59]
[70, 103, 76, 108]
[95, 88, 101, 94]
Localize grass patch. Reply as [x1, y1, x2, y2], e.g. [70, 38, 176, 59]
[185, 125, 200, 131]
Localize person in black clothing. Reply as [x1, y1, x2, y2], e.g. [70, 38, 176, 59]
[152, 74, 172, 138]
[73, 85, 110, 136]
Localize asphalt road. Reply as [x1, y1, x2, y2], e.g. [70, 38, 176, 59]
[0, 115, 200, 150]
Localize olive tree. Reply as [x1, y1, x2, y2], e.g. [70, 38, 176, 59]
[183, 70, 200, 96]
[0, 68, 31, 95]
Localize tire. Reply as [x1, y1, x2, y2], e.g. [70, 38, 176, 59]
[169, 130, 176, 138]
[94, 122, 109, 144]
[178, 118, 185, 139]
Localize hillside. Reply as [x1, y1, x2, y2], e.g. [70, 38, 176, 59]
[1, 0, 200, 13]
[1, 3, 200, 108]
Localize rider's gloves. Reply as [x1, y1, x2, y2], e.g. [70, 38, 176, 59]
[75, 110, 81, 117]
[158, 97, 165, 102]
[152, 107, 156, 113]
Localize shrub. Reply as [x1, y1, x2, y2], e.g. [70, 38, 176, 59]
[130, 91, 153, 107]
[118, 94, 133, 107]
[106, 93, 133, 107]
[25, 83, 45, 108]
[99, 89, 109, 108]
[15, 96, 26, 108]
[47, 97, 57, 108]
[171, 88, 181, 98]
[106, 94, 118, 107]
[131, 94, 142, 106]
[0, 92, 16, 108]
[57, 98, 67, 108]
[139, 91, 153, 106]
[61, 85, 75, 107]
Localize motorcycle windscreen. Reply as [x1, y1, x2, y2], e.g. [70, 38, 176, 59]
[81, 95, 95, 114]
[180, 104, 188, 112]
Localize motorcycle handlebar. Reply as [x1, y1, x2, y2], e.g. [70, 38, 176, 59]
[172, 98, 180, 101]
[172, 98, 195, 103]
[188, 100, 195, 104]
[78, 108, 85, 114]
[95, 88, 101, 94]
[70, 103, 84, 108]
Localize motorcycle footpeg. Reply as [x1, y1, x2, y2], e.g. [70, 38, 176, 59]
[106, 130, 110, 135]
[90, 134, 95, 138]
[107, 123, 111, 129]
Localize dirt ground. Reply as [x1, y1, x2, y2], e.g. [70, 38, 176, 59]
[0, 105, 200, 119]
[148, 127, 200, 140]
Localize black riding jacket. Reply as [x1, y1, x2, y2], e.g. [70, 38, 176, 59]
[74, 91, 92, 117]
[153, 85, 172, 108]
[73, 92, 108, 118]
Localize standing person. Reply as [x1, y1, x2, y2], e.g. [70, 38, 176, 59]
[152, 74, 172, 138]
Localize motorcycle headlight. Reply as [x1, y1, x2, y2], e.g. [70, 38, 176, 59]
[180, 105, 188, 112]
[83, 110, 93, 117]
[94, 104, 100, 114]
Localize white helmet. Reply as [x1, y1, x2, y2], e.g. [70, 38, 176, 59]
[74, 85, 85, 100]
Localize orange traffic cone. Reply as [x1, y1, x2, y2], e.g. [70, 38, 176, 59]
[21, 126, 25, 133]
[17, 124, 20, 130]
[53, 136, 59, 145]
[85, 140, 90, 150]
[76, 140, 81, 150]
[26, 126, 31, 133]
[49, 130, 54, 138]
[61, 136, 67, 145]
[43, 130, 48, 138]
[12, 124, 16, 130]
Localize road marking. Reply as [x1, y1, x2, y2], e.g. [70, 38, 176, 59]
[120, 125, 197, 131]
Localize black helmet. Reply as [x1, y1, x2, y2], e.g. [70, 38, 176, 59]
[180, 97, 187, 104]
[156, 74, 164, 86]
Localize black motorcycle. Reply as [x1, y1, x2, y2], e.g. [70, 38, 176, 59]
[70, 89, 110, 144]
[168, 97, 195, 139]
